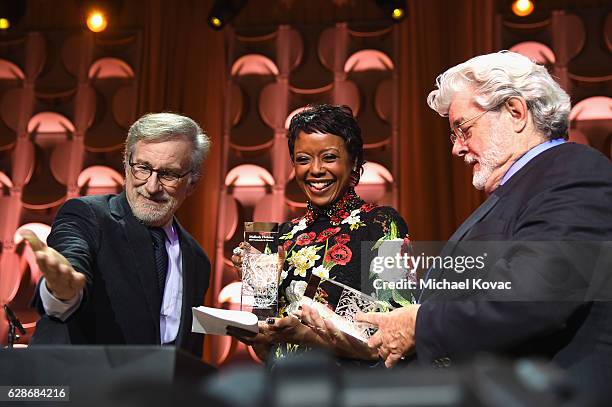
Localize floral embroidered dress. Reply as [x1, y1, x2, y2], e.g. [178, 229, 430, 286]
[276, 187, 413, 358]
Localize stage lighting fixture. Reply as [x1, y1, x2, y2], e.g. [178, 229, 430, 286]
[375, 0, 407, 23]
[77, 0, 123, 32]
[0, 0, 27, 30]
[210, 16, 222, 29]
[86, 10, 108, 32]
[207, 0, 247, 31]
[391, 7, 404, 20]
[512, 0, 534, 17]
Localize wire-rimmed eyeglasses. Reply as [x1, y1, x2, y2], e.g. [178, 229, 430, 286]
[450, 108, 493, 145]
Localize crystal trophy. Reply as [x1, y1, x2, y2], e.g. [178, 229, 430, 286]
[240, 222, 279, 320]
[292, 275, 388, 342]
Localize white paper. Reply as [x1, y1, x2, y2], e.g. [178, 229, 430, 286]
[192, 306, 258, 336]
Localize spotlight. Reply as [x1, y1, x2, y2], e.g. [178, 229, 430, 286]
[512, 0, 534, 17]
[86, 10, 108, 32]
[375, 0, 407, 23]
[0, 0, 27, 30]
[76, 0, 123, 32]
[391, 8, 404, 20]
[210, 16, 222, 28]
[207, 0, 247, 31]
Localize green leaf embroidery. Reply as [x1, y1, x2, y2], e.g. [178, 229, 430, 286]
[280, 231, 294, 240]
[371, 234, 388, 251]
[372, 221, 400, 251]
[392, 288, 414, 306]
[375, 288, 393, 302]
[389, 221, 398, 240]
[375, 300, 393, 313]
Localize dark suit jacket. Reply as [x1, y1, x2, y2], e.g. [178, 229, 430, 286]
[31, 192, 211, 357]
[416, 143, 612, 387]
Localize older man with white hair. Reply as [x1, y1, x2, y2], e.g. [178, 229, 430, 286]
[24, 112, 212, 357]
[357, 51, 612, 388]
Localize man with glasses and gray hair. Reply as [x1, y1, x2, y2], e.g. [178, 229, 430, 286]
[23, 112, 212, 357]
[357, 51, 612, 391]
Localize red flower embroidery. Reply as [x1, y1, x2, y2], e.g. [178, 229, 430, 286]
[316, 227, 341, 242]
[325, 244, 352, 266]
[283, 240, 294, 251]
[331, 209, 351, 225]
[360, 203, 377, 213]
[334, 234, 351, 244]
[296, 232, 316, 246]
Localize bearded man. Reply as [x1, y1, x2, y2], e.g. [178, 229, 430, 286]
[356, 51, 612, 393]
[24, 113, 211, 357]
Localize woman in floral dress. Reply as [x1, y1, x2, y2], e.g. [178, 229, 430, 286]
[230, 104, 412, 362]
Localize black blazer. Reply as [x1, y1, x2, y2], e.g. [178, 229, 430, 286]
[416, 143, 612, 386]
[31, 192, 211, 357]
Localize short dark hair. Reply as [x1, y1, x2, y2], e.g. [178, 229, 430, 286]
[288, 104, 364, 183]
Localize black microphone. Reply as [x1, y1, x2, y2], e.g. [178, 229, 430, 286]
[3, 304, 26, 335]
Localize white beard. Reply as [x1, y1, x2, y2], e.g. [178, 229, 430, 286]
[465, 122, 510, 191]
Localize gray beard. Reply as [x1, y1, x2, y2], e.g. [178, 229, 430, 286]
[465, 125, 509, 191]
[132, 206, 172, 226]
[127, 189, 177, 227]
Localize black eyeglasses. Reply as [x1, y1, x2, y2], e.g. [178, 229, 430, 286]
[128, 154, 191, 187]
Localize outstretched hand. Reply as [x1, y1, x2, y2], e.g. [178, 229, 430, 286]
[20, 229, 85, 301]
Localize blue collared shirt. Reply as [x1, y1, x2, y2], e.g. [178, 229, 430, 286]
[500, 138, 566, 186]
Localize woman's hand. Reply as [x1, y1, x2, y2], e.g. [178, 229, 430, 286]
[230, 242, 250, 278]
[226, 306, 379, 362]
[299, 303, 379, 361]
[227, 315, 326, 360]
[225, 323, 271, 360]
[227, 315, 322, 346]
